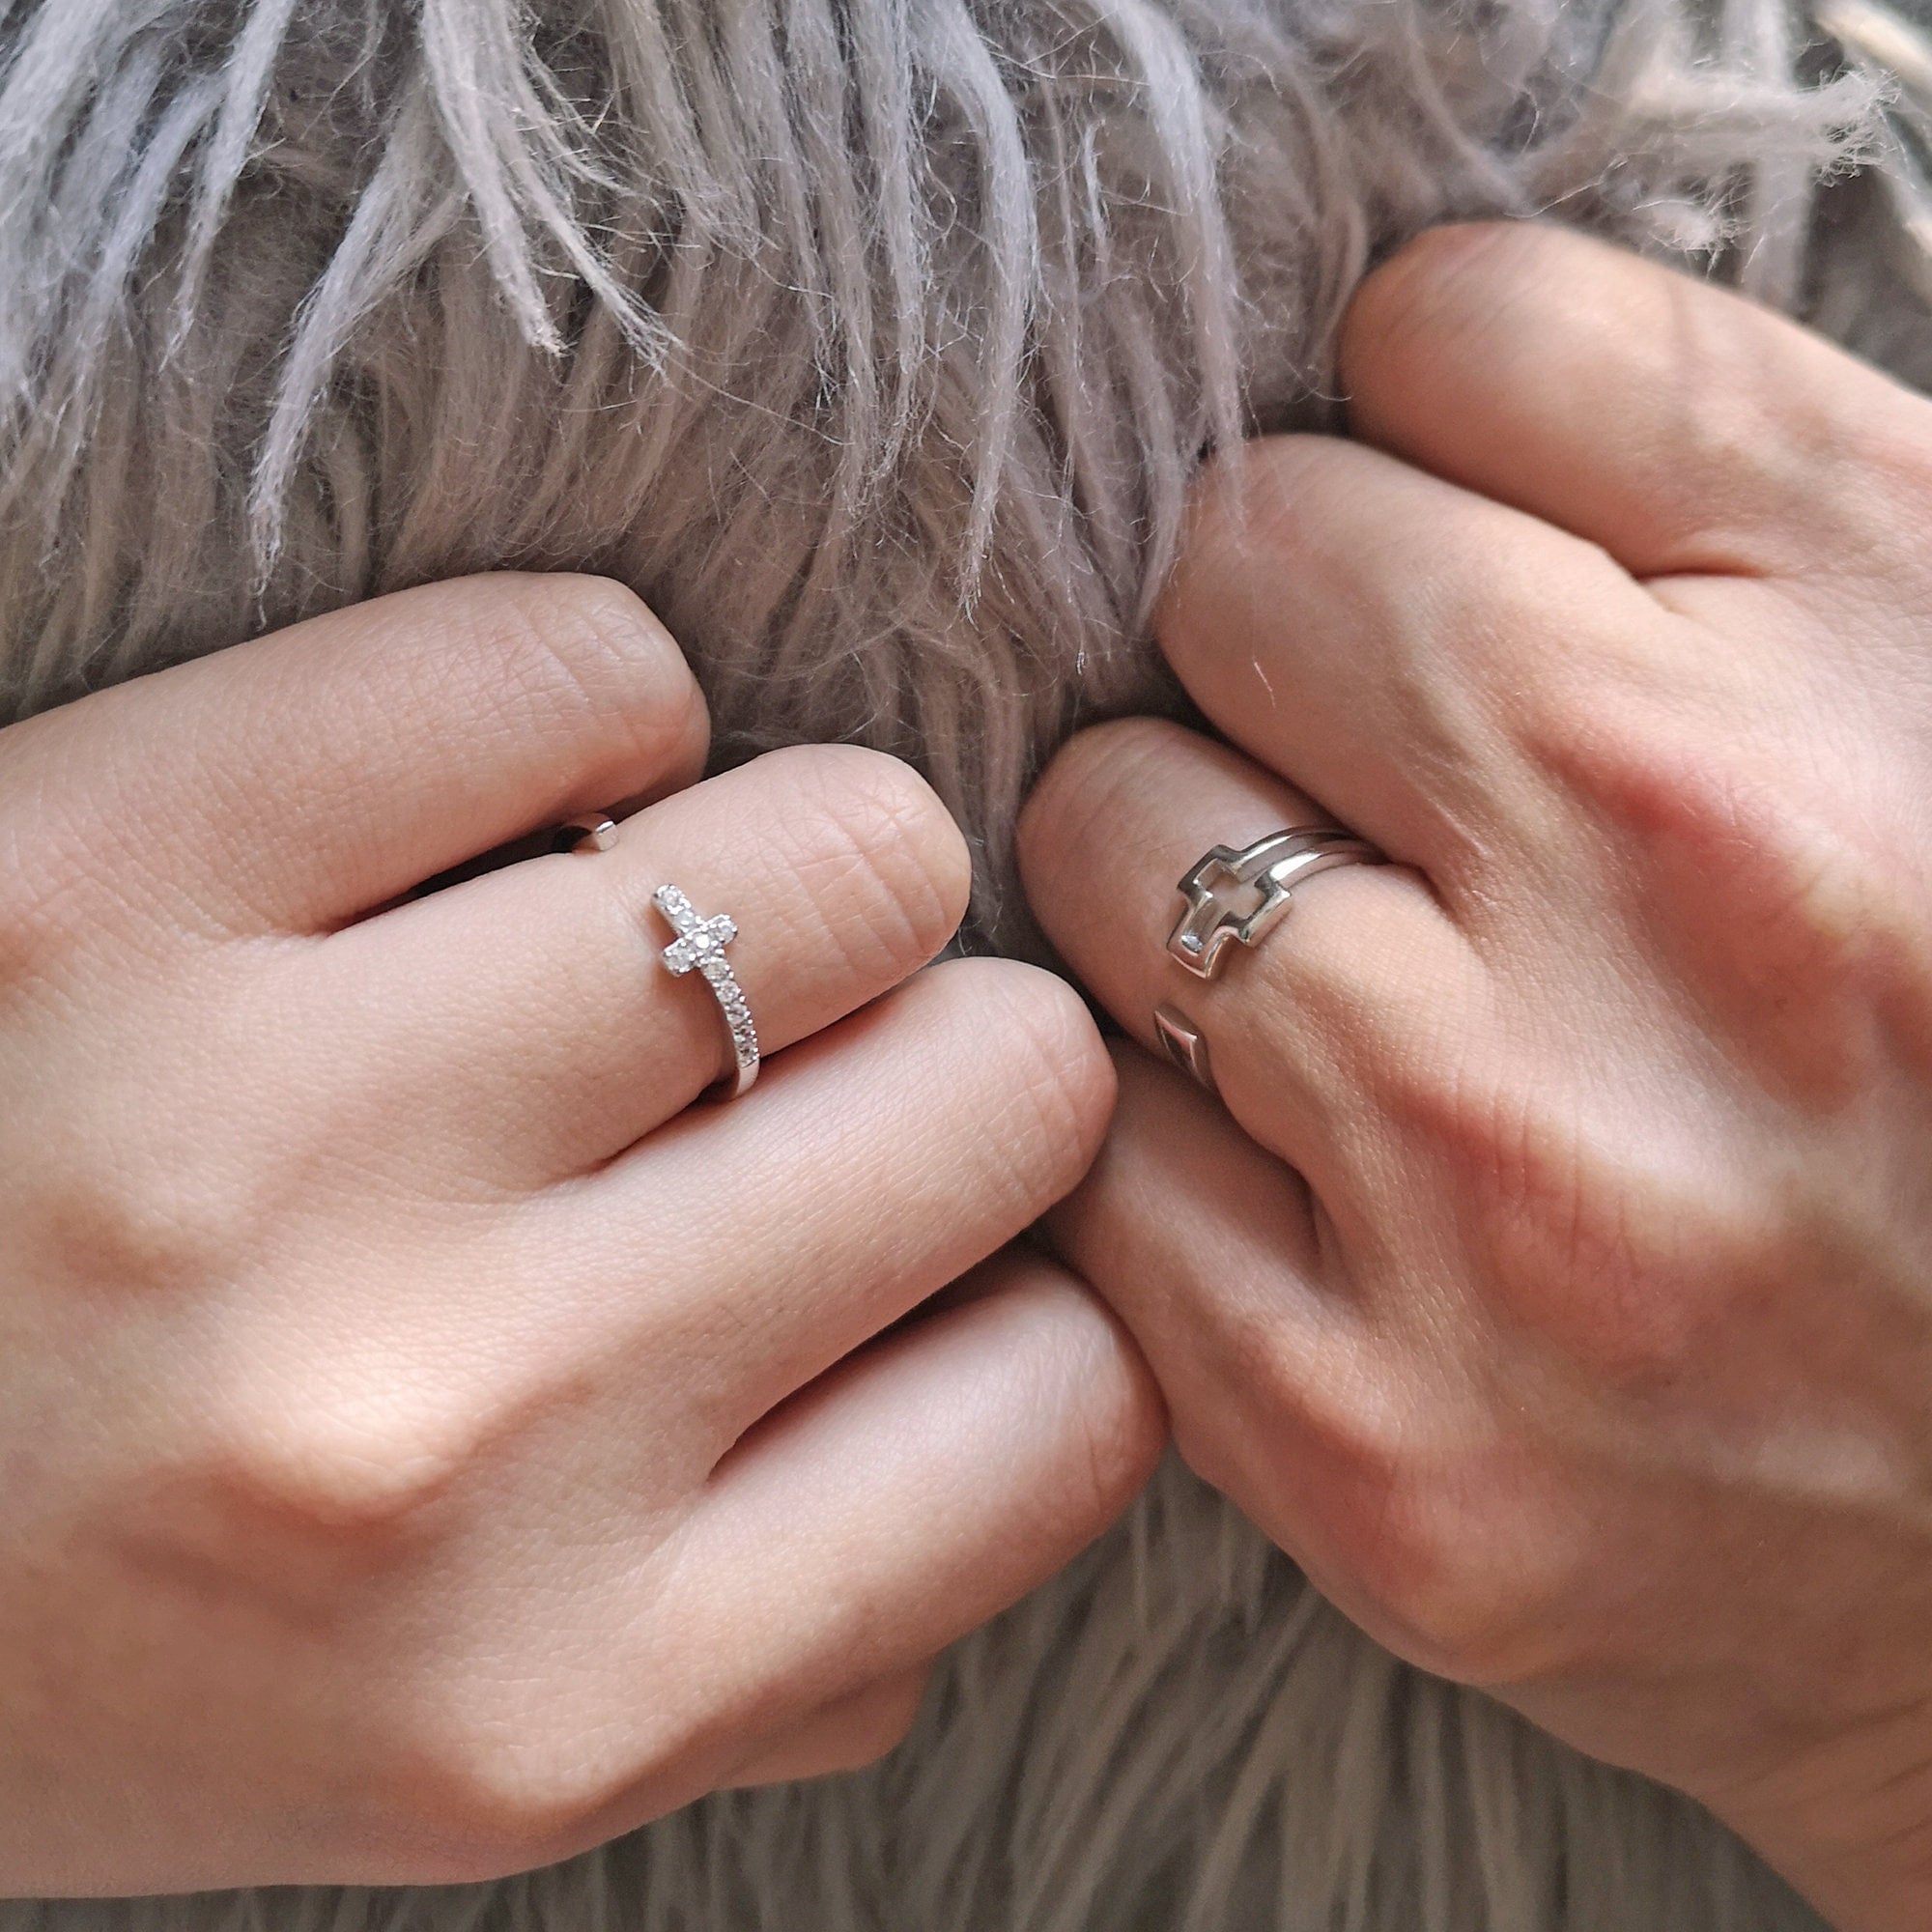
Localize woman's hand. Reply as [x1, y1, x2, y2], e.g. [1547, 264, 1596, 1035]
[1019, 223, 1932, 1932]
[0, 574, 1162, 1893]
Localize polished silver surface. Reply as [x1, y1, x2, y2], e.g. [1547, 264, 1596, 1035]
[561, 812, 620, 852]
[1154, 1003, 1215, 1092]
[652, 883, 759, 1097]
[1165, 826, 1384, 980]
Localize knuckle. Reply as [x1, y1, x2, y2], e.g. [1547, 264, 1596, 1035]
[1852, 424, 1932, 554]
[376, 1701, 642, 1881]
[1637, 296, 1906, 551]
[19, 1113, 261, 1300]
[1412, 1069, 1629, 1292]
[1158, 437, 1342, 642]
[1167, 434, 1281, 569]
[1671, 770, 1885, 959]
[1398, 537, 1634, 756]
[853, 1676, 927, 1764]
[1078, 1336, 1169, 1514]
[1236, 1330, 1409, 1508]
[1527, 690, 1720, 833]
[1352, 1485, 1562, 1686]
[1614, 290, 1907, 566]
[751, 1672, 932, 1785]
[1548, 712, 1910, 1027]
[1020, 717, 1190, 883]
[1014, 1271, 1167, 1525]
[1714, 803, 1894, 980]
[1498, 631, 1671, 783]
[1461, 534, 1609, 653]
[1203, 1329, 1566, 1684]
[1168, 1296, 1363, 1514]
[206, 1378, 489, 1536]
[771, 743, 971, 977]
[1407, 1061, 1777, 1388]
[497, 571, 683, 692]
[0, 799, 122, 998]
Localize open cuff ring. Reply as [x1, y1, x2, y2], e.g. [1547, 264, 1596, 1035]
[1157, 824, 1384, 1093]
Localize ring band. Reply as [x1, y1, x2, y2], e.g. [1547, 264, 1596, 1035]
[1166, 825, 1384, 981]
[1157, 824, 1384, 1099]
[652, 884, 760, 1098]
[559, 812, 619, 853]
[1154, 1003, 1214, 1090]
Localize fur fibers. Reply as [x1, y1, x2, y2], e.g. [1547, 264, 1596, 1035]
[0, 0, 1920, 1923]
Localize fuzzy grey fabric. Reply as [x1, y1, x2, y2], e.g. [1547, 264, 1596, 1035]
[2, 0, 1926, 1924]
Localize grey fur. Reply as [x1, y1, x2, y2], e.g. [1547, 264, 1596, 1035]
[0, 0, 1917, 1922]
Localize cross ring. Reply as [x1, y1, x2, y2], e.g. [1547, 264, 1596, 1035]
[1165, 826, 1385, 981]
[652, 884, 760, 1098]
[1156, 825, 1383, 1094]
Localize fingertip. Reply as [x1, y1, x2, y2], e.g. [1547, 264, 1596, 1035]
[445, 573, 714, 804]
[766, 742, 973, 969]
[1020, 718, 1200, 924]
[974, 955, 1119, 1185]
[1038, 1039, 1193, 1286]
[946, 1250, 1168, 1529]
[1339, 220, 1562, 429]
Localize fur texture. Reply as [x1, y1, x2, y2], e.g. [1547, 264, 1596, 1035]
[0, 0, 1923, 1922]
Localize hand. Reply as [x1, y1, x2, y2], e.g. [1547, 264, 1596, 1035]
[1019, 223, 1932, 1932]
[0, 573, 1162, 1893]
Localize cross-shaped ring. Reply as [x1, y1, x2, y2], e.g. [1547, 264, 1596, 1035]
[1165, 826, 1385, 980]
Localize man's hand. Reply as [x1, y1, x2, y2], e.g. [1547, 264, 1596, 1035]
[1019, 222, 1932, 1932]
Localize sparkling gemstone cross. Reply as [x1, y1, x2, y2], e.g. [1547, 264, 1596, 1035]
[652, 884, 738, 978]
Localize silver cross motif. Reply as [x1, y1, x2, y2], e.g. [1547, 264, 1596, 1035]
[1166, 828, 1384, 980]
[653, 884, 738, 978]
[650, 883, 761, 1097]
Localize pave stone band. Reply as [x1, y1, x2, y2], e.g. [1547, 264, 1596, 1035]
[652, 884, 760, 1098]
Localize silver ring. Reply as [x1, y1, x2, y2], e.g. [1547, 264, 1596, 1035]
[1165, 825, 1384, 981]
[652, 884, 760, 1098]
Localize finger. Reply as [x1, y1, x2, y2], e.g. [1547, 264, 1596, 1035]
[720, 1662, 931, 1787]
[657, 1253, 1163, 1765]
[532, 957, 1121, 1434]
[1154, 430, 1682, 890]
[306, 742, 971, 1183]
[1017, 717, 1484, 1212]
[500, 1255, 1161, 1870]
[1039, 1047, 1476, 1676]
[1041, 1042, 1372, 1514]
[1338, 221, 1932, 581]
[4, 574, 706, 937]
[210, 962, 1121, 1514]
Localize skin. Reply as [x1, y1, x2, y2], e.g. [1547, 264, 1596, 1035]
[0, 571, 1165, 1893]
[1020, 221, 1932, 1932]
